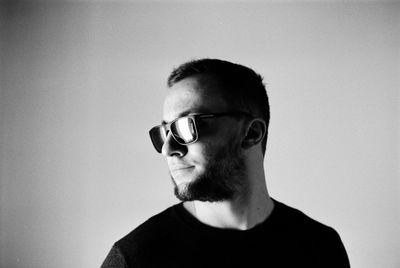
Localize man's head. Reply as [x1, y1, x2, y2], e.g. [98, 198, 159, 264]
[167, 58, 270, 155]
[150, 59, 270, 202]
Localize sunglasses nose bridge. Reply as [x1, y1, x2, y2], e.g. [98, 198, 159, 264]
[161, 130, 187, 156]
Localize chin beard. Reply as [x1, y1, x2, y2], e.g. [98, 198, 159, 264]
[171, 151, 246, 202]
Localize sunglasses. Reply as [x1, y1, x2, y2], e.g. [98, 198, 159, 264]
[149, 111, 252, 153]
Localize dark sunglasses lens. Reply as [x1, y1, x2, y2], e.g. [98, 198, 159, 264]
[149, 126, 166, 153]
[171, 117, 196, 144]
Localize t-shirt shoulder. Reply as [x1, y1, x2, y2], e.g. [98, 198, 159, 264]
[101, 245, 128, 268]
[273, 200, 350, 267]
[271, 198, 339, 236]
[114, 203, 181, 250]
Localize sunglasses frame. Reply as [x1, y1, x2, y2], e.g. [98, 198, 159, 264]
[149, 111, 253, 153]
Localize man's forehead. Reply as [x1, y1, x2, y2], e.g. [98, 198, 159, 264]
[162, 76, 228, 122]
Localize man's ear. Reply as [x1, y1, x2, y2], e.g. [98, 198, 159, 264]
[242, 119, 266, 150]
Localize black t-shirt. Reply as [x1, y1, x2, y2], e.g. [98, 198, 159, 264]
[101, 199, 350, 267]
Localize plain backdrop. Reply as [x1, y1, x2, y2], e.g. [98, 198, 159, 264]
[1, 1, 399, 267]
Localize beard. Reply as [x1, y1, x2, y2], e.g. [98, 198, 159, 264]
[171, 142, 247, 202]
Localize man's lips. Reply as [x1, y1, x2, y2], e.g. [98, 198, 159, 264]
[170, 166, 194, 172]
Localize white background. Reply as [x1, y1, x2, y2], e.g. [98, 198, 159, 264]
[1, 1, 399, 267]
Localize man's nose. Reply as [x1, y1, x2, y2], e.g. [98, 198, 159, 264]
[161, 132, 187, 157]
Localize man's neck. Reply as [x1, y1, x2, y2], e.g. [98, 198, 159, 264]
[183, 183, 274, 231]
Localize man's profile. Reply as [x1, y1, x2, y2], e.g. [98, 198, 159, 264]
[101, 59, 350, 267]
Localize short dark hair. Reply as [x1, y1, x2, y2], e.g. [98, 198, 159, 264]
[167, 58, 270, 155]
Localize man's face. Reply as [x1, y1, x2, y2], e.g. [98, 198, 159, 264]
[162, 74, 248, 202]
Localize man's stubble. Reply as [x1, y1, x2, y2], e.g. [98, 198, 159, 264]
[171, 139, 248, 202]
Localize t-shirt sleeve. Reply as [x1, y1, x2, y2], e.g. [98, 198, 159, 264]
[101, 245, 128, 268]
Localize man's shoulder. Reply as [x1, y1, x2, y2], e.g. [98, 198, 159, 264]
[102, 203, 184, 267]
[269, 199, 350, 267]
[271, 199, 346, 255]
[272, 199, 338, 235]
[114, 203, 181, 250]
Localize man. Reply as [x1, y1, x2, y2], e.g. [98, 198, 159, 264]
[101, 59, 350, 267]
